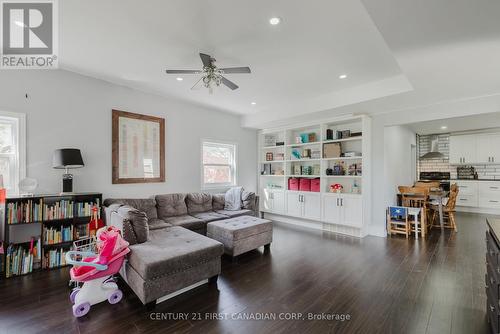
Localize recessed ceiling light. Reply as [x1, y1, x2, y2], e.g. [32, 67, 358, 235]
[176, 77, 183, 81]
[251, 102, 257, 105]
[339, 74, 348, 79]
[441, 126, 447, 130]
[269, 17, 281, 25]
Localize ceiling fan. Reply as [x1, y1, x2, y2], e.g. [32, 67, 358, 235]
[166, 53, 251, 93]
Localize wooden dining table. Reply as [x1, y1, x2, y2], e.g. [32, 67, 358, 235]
[397, 189, 449, 229]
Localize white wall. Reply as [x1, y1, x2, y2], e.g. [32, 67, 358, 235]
[383, 125, 416, 208]
[0, 70, 257, 198]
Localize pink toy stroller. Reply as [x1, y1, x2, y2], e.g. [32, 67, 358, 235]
[66, 225, 130, 317]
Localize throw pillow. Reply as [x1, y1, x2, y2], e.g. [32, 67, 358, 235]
[116, 205, 149, 243]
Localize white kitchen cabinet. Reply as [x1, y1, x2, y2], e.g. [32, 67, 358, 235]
[321, 194, 362, 227]
[285, 191, 321, 220]
[456, 181, 478, 196]
[449, 134, 476, 164]
[261, 189, 285, 214]
[455, 181, 500, 209]
[303, 193, 321, 220]
[477, 134, 500, 163]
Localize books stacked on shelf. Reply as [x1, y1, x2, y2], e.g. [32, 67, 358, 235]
[76, 199, 101, 218]
[6, 199, 44, 224]
[43, 225, 74, 244]
[44, 200, 74, 220]
[43, 248, 68, 269]
[5, 237, 42, 277]
[74, 224, 90, 240]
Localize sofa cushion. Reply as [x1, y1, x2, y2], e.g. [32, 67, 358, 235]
[116, 205, 149, 243]
[241, 191, 256, 211]
[212, 194, 225, 211]
[187, 193, 213, 213]
[215, 209, 253, 218]
[191, 211, 229, 223]
[103, 198, 158, 219]
[163, 215, 205, 231]
[148, 218, 172, 231]
[155, 193, 188, 218]
[127, 226, 224, 280]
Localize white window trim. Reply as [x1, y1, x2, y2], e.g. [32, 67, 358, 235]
[201, 139, 238, 190]
[0, 111, 26, 195]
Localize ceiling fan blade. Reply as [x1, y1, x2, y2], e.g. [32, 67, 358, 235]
[221, 76, 239, 90]
[220, 67, 251, 74]
[199, 53, 212, 67]
[166, 69, 201, 74]
[190, 77, 203, 90]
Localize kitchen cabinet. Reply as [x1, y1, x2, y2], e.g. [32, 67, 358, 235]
[477, 133, 500, 163]
[261, 189, 285, 214]
[455, 181, 500, 210]
[285, 191, 321, 220]
[449, 134, 477, 164]
[322, 194, 362, 227]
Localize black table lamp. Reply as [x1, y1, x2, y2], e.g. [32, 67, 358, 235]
[53, 149, 84, 193]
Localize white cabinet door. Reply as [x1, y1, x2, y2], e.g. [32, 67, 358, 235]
[261, 189, 273, 211]
[272, 190, 285, 214]
[341, 196, 363, 227]
[477, 134, 494, 163]
[322, 195, 341, 224]
[449, 135, 476, 164]
[286, 192, 303, 217]
[490, 134, 500, 163]
[303, 193, 321, 220]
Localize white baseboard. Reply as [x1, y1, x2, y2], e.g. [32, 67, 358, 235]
[456, 207, 500, 215]
[264, 213, 367, 238]
[156, 279, 209, 304]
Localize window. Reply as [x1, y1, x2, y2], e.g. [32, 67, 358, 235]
[0, 112, 25, 195]
[202, 141, 237, 189]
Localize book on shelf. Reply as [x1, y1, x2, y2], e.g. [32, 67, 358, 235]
[44, 200, 74, 220]
[5, 237, 41, 277]
[75, 198, 101, 218]
[74, 224, 90, 240]
[43, 248, 68, 269]
[6, 199, 44, 224]
[43, 225, 74, 244]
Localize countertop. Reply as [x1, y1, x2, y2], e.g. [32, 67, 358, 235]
[450, 179, 500, 182]
[487, 218, 500, 244]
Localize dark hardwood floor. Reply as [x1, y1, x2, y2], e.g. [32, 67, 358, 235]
[0, 212, 493, 334]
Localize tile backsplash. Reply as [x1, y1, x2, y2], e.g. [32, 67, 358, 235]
[417, 134, 500, 180]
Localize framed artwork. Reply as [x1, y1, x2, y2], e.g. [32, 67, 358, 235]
[112, 109, 165, 184]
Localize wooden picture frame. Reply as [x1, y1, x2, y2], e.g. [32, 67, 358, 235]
[112, 109, 165, 184]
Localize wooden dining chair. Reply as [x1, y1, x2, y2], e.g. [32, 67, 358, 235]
[431, 183, 458, 231]
[414, 181, 440, 190]
[399, 186, 429, 237]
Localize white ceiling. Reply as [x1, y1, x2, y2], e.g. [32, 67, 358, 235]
[60, 0, 408, 117]
[406, 112, 500, 135]
[59, 0, 500, 128]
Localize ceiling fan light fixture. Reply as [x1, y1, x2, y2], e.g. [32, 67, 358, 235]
[269, 17, 281, 25]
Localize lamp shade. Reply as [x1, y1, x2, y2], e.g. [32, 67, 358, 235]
[52, 149, 84, 169]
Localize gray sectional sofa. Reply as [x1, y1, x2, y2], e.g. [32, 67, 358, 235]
[103, 191, 257, 307]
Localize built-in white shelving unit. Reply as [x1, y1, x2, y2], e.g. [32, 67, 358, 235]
[258, 115, 371, 237]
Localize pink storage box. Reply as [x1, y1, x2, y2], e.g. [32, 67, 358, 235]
[310, 178, 320, 192]
[299, 178, 311, 191]
[288, 178, 299, 191]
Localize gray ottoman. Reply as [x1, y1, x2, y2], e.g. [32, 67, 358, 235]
[207, 216, 273, 258]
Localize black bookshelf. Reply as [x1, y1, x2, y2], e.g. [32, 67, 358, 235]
[0, 192, 102, 278]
